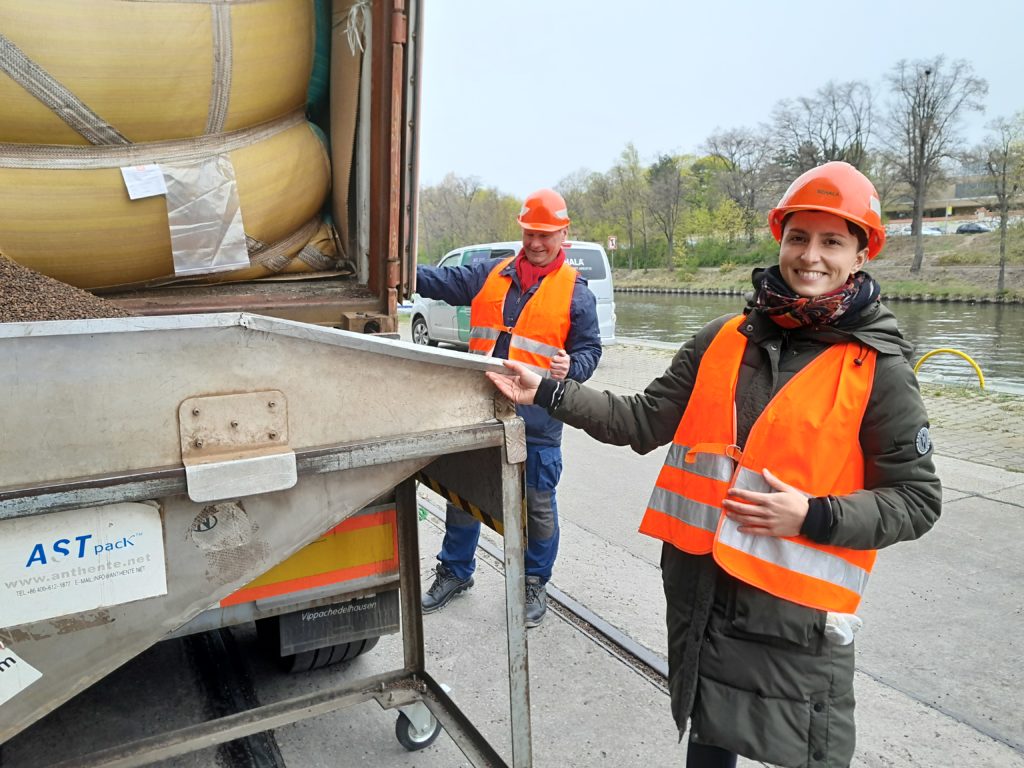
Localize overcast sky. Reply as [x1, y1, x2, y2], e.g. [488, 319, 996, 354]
[418, 0, 1023, 199]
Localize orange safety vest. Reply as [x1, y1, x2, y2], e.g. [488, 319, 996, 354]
[639, 315, 879, 613]
[468, 255, 577, 375]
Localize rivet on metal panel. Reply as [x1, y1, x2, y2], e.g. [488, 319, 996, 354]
[194, 439, 204, 449]
[230, 420, 239, 428]
[269, 431, 278, 440]
[268, 401, 276, 409]
[192, 408, 200, 416]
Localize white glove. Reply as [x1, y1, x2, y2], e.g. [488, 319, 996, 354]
[824, 612, 863, 646]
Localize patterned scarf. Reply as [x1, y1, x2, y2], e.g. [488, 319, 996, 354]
[752, 266, 879, 329]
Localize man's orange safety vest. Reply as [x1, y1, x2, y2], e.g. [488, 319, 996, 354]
[639, 315, 879, 613]
[468, 255, 577, 375]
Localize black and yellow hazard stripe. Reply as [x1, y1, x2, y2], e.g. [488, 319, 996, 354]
[415, 472, 526, 536]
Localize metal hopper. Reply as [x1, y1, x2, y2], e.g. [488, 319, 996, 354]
[0, 313, 532, 766]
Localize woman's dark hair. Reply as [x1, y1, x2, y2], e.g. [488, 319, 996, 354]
[781, 212, 868, 252]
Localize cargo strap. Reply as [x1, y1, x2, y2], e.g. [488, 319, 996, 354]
[0, 110, 305, 170]
[205, 4, 232, 135]
[0, 32, 130, 145]
[416, 472, 523, 537]
[246, 217, 335, 273]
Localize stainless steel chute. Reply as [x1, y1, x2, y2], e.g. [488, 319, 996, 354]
[0, 313, 531, 767]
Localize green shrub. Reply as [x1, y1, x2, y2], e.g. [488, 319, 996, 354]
[690, 237, 777, 267]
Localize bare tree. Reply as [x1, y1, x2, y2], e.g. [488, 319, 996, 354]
[862, 150, 905, 216]
[556, 169, 592, 236]
[557, 168, 614, 242]
[968, 114, 1024, 293]
[417, 174, 518, 262]
[882, 56, 987, 272]
[704, 127, 775, 241]
[771, 80, 873, 173]
[417, 173, 481, 259]
[647, 154, 687, 270]
[609, 143, 649, 269]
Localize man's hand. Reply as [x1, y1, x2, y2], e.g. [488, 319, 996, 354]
[486, 360, 542, 405]
[549, 349, 570, 380]
[722, 468, 809, 537]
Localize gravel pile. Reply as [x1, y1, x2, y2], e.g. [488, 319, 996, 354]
[1, 255, 133, 322]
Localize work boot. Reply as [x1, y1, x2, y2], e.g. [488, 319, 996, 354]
[525, 575, 547, 628]
[421, 563, 473, 614]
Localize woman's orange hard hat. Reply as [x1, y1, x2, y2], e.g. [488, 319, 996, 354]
[768, 161, 886, 259]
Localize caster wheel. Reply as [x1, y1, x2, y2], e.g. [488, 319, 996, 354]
[395, 710, 442, 751]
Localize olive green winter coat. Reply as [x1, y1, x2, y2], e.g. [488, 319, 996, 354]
[550, 289, 942, 768]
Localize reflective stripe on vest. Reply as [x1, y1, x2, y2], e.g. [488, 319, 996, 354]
[639, 314, 879, 613]
[469, 255, 577, 375]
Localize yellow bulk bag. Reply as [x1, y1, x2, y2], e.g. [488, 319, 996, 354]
[206, 219, 342, 283]
[0, 115, 331, 289]
[0, 0, 313, 144]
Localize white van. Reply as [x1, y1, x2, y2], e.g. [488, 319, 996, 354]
[410, 240, 616, 346]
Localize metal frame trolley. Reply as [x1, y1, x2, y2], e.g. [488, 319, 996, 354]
[0, 313, 533, 767]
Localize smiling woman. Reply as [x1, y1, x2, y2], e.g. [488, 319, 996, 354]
[486, 161, 942, 768]
[777, 211, 867, 297]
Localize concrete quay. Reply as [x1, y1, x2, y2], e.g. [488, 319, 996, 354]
[405, 337, 1024, 767]
[564, 339, 1024, 767]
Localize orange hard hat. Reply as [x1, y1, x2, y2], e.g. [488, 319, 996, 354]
[517, 188, 571, 232]
[768, 161, 886, 259]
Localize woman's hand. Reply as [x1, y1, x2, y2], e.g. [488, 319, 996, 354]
[485, 360, 542, 405]
[722, 468, 809, 537]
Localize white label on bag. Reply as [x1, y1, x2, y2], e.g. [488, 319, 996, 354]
[120, 164, 168, 200]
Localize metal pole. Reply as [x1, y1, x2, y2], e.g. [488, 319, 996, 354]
[395, 477, 424, 672]
[500, 455, 531, 767]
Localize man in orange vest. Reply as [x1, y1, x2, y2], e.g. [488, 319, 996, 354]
[416, 188, 602, 627]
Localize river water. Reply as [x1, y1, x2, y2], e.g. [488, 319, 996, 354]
[614, 292, 1024, 394]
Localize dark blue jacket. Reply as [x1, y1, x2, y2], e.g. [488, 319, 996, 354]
[416, 255, 602, 446]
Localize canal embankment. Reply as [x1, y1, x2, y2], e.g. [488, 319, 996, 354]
[611, 231, 1024, 302]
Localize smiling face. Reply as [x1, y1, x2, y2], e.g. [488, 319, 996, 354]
[778, 211, 868, 297]
[521, 227, 567, 267]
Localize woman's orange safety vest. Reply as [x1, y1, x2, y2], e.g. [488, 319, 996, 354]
[468, 255, 577, 375]
[639, 315, 879, 613]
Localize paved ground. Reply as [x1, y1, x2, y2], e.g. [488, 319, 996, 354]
[393, 329, 1024, 768]
[549, 339, 1024, 767]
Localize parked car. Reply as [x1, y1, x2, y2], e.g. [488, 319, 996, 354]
[410, 240, 617, 348]
[920, 226, 944, 236]
[956, 222, 992, 234]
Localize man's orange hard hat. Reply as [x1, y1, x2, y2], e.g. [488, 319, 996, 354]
[517, 188, 571, 232]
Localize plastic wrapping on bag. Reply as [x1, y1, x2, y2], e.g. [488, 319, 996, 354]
[162, 156, 249, 277]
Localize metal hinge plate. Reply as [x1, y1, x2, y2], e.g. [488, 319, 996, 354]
[178, 391, 297, 502]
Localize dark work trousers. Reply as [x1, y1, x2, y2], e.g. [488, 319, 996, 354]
[686, 742, 737, 768]
[438, 443, 562, 582]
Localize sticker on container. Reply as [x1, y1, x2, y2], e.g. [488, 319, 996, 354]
[0, 502, 167, 628]
[120, 164, 169, 200]
[0, 641, 43, 707]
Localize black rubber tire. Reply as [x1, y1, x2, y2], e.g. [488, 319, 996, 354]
[280, 635, 379, 674]
[255, 616, 381, 673]
[395, 711, 442, 751]
[411, 316, 437, 346]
